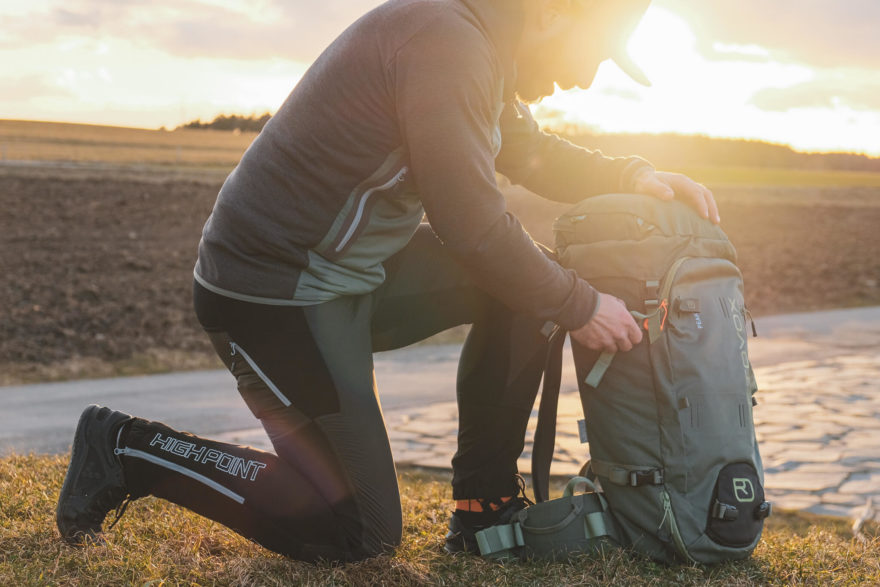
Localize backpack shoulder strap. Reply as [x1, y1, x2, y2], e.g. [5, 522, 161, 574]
[531, 327, 567, 503]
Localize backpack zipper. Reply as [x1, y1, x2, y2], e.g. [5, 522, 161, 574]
[661, 489, 698, 563]
[658, 256, 693, 302]
[744, 307, 758, 337]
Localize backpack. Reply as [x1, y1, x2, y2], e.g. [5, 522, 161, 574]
[477, 193, 770, 564]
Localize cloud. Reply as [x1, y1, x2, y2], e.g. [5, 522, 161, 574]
[750, 74, 880, 112]
[4, 0, 383, 62]
[597, 86, 641, 102]
[704, 42, 772, 63]
[8, 0, 879, 72]
[657, 0, 880, 69]
[0, 74, 74, 103]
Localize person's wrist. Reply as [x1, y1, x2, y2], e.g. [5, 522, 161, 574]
[585, 290, 601, 324]
[619, 157, 654, 192]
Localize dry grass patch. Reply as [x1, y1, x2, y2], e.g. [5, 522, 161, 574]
[0, 349, 224, 387]
[0, 120, 255, 168]
[677, 165, 880, 188]
[2, 454, 878, 586]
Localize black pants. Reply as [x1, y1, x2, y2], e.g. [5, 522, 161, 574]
[120, 225, 551, 561]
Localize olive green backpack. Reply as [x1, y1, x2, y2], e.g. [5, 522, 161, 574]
[477, 193, 770, 564]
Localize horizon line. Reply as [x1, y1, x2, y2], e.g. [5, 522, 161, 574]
[2, 117, 878, 161]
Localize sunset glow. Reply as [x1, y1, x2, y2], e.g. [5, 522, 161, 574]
[536, 6, 880, 155]
[1, 0, 878, 156]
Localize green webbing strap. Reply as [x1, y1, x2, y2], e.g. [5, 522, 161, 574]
[476, 522, 524, 558]
[584, 351, 615, 388]
[590, 460, 631, 486]
[477, 492, 619, 559]
[582, 257, 696, 389]
[584, 511, 609, 539]
[532, 328, 568, 503]
[583, 310, 650, 388]
[563, 475, 600, 497]
[645, 310, 663, 344]
[591, 459, 664, 487]
[549, 478, 617, 542]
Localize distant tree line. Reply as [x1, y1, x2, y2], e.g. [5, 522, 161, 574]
[563, 130, 880, 173]
[170, 112, 879, 173]
[176, 113, 272, 132]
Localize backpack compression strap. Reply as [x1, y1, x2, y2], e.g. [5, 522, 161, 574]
[585, 257, 692, 388]
[532, 306, 668, 501]
[476, 476, 620, 559]
[532, 327, 567, 503]
[532, 261, 682, 501]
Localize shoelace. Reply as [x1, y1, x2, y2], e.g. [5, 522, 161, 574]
[473, 474, 534, 513]
[513, 474, 534, 508]
[106, 494, 133, 531]
[84, 486, 130, 530]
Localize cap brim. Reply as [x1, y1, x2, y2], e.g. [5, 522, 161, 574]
[597, 0, 652, 87]
[612, 52, 651, 87]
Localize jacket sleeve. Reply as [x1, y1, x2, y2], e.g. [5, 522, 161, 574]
[390, 18, 597, 330]
[495, 101, 653, 203]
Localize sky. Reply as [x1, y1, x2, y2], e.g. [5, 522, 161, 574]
[2, 0, 879, 156]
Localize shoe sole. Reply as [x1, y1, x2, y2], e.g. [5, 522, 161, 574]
[444, 539, 478, 555]
[444, 517, 480, 555]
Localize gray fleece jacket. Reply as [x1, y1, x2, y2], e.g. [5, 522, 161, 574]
[194, 0, 652, 330]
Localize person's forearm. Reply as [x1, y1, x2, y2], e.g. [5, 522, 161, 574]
[495, 101, 653, 202]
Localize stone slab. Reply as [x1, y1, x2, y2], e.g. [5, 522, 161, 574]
[2, 305, 880, 523]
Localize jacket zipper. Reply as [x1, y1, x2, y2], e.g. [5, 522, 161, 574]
[114, 447, 245, 504]
[334, 166, 409, 254]
[230, 342, 291, 407]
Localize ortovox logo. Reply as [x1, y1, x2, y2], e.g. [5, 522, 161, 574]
[728, 297, 750, 375]
[733, 478, 755, 502]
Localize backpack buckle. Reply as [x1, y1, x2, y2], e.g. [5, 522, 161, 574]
[629, 469, 663, 487]
[712, 500, 740, 521]
[539, 321, 558, 339]
[754, 501, 772, 520]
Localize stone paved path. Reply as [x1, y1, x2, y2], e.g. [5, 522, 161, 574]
[3, 307, 879, 522]
[218, 307, 880, 522]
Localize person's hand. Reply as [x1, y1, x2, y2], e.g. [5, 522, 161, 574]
[571, 292, 643, 353]
[631, 167, 721, 224]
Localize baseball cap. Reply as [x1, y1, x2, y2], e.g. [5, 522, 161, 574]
[612, 49, 651, 87]
[581, 0, 652, 86]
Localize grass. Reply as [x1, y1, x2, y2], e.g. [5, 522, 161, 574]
[2, 455, 878, 586]
[0, 350, 224, 387]
[678, 165, 880, 188]
[4, 120, 880, 188]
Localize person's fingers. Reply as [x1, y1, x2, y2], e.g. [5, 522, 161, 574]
[679, 176, 709, 220]
[633, 168, 674, 201]
[572, 292, 646, 353]
[628, 317, 644, 345]
[703, 185, 721, 224]
[645, 175, 674, 200]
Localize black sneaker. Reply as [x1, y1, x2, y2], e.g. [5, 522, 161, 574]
[56, 405, 134, 544]
[444, 476, 533, 555]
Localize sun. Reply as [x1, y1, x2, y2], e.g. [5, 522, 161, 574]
[538, 5, 813, 144]
[625, 7, 702, 92]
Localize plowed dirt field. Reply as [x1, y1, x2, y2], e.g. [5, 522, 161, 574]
[3, 163, 879, 384]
